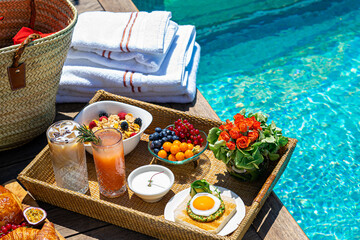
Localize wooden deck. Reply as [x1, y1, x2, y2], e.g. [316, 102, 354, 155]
[0, 0, 308, 239]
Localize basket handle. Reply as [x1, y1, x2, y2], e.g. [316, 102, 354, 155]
[7, 33, 41, 91]
[12, 33, 41, 68]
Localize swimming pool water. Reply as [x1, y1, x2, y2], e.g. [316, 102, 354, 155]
[134, 0, 360, 239]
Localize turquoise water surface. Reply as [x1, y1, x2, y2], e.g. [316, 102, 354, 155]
[134, 0, 360, 239]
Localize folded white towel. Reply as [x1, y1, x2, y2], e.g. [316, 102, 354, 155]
[69, 21, 178, 73]
[71, 11, 175, 54]
[56, 42, 200, 103]
[58, 25, 195, 93]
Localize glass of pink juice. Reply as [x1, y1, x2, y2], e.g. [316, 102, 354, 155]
[91, 128, 126, 198]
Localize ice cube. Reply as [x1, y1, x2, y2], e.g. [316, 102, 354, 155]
[67, 132, 76, 139]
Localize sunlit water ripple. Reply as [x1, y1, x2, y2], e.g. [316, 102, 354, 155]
[197, 0, 360, 239]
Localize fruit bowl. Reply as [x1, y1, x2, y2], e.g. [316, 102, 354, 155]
[148, 128, 208, 165]
[74, 101, 152, 155]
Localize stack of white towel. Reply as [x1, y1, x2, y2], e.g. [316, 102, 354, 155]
[57, 11, 200, 103]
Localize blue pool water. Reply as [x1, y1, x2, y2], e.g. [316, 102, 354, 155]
[134, 0, 360, 239]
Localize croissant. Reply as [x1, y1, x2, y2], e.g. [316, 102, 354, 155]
[1, 227, 39, 240]
[0, 186, 24, 227]
[34, 222, 59, 240]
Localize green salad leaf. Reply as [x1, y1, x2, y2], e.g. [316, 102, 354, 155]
[190, 179, 212, 198]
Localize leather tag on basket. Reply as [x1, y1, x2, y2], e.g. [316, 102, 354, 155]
[7, 63, 26, 90]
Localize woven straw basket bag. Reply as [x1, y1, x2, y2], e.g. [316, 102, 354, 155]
[0, 0, 77, 151]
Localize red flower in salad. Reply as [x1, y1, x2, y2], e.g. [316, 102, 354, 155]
[229, 127, 241, 139]
[236, 121, 248, 133]
[248, 130, 259, 142]
[236, 135, 251, 149]
[226, 141, 236, 150]
[245, 116, 256, 129]
[234, 113, 245, 123]
[219, 125, 225, 131]
[253, 120, 262, 131]
[224, 119, 234, 131]
[218, 131, 231, 142]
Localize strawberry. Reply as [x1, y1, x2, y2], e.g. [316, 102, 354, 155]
[99, 116, 108, 121]
[130, 132, 137, 137]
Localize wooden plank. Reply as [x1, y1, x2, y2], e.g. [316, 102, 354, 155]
[0, 134, 47, 168]
[253, 192, 309, 240]
[169, 90, 220, 121]
[243, 225, 263, 240]
[98, 0, 139, 12]
[67, 225, 155, 240]
[70, 0, 104, 13]
[45, 208, 109, 238]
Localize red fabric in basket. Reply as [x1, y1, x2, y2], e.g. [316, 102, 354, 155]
[13, 27, 54, 45]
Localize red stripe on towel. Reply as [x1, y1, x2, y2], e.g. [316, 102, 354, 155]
[102, 50, 106, 57]
[120, 12, 134, 52]
[123, 70, 128, 87]
[138, 87, 141, 92]
[126, 12, 138, 52]
[130, 71, 135, 92]
[108, 51, 112, 59]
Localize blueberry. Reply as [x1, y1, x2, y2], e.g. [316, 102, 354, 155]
[160, 146, 164, 150]
[167, 135, 174, 142]
[134, 118, 142, 127]
[154, 148, 160, 154]
[121, 121, 129, 131]
[154, 140, 162, 148]
[153, 132, 160, 140]
[172, 131, 176, 136]
[160, 131, 167, 138]
[99, 111, 108, 118]
[173, 135, 180, 141]
[162, 137, 168, 142]
[155, 127, 162, 133]
[166, 129, 171, 135]
[149, 134, 155, 141]
[150, 142, 155, 149]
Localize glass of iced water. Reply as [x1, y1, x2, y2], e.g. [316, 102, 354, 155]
[46, 120, 89, 194]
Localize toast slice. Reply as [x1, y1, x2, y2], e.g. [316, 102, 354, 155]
[174, 195, 237, 234]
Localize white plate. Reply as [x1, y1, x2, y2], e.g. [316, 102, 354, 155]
[164, 186, 246, 236]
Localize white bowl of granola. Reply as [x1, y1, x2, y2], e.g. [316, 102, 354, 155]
[74, 101, 152, 155]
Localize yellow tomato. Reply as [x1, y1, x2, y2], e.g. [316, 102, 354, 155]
[172, 140, 181, 146]
[162, 142, 172, 152]
[175, 152, 185, 161]
[168, 154, 176, 161]
[158, 150, 167, 159]
[170, 144, 180, 155]
[184, 149, 194, 159]
[179, 142, 188, 152]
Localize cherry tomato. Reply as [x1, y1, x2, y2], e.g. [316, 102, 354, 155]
[158, 150, 167, 159]
[175, 152, 185, 161]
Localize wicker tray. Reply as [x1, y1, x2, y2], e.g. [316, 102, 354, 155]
[18, 90, 298, 240]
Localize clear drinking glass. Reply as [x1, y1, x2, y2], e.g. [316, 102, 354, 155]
[91, 128, 126, 198]
[46, 120, 89, 194]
